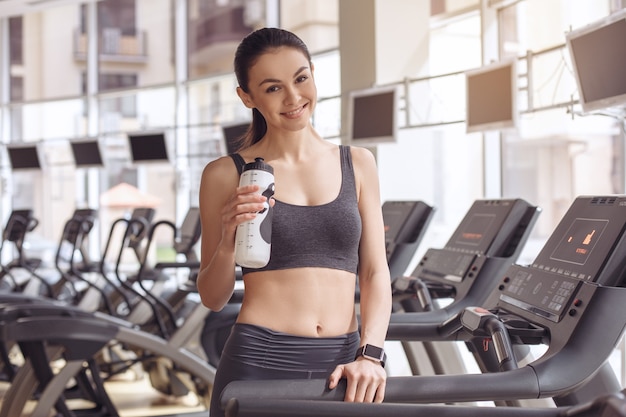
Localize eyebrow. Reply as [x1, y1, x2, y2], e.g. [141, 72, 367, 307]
[258, 66, 309, 87]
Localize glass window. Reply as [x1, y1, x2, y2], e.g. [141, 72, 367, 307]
[11, 99, 87, 143]
[312, 51, 341, 141]
[87, 0, 175, 90]
[280, 0, 339, 54]
[11, 5, 85, 101]
[430, 13, 481, 74]
[9, 17, 22, 65]
[431, 0, 479, 17]
[187, 0, 257, 79]
[499, 0, 624, 262]
[376, 10, 484, 258]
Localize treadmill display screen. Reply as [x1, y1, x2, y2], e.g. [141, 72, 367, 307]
[454, 214, 496, 248]
[532, 196, 626, 283]
[549, 218, 608, 266]
[383, 202, 416, 250]
[445, 199, 523, 255]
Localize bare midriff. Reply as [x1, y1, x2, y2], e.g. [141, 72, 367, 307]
[236, 267, 358, 337]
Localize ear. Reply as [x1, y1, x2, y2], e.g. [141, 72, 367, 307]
[236, 86, 255, 109]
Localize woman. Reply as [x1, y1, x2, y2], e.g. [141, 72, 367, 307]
[197, 27, 392, 417]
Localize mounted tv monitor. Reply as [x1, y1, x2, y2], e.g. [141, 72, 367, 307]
[465, 59, 517, 133]
[127, 132, 169, 163]
[565, 9, 626, 114]
[347, 85, 399, 145]
[7, 144, 42, 170]
[70, 139, 104, 168]
[222, 121, 250, 154]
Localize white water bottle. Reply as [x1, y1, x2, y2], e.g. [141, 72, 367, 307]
[234, 157, 275, 268]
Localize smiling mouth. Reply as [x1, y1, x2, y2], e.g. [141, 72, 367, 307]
[282, 104, 307, 117]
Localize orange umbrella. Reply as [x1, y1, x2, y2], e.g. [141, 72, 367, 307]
[99, 182, 161, 209]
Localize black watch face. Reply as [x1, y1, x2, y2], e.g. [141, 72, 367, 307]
[364, 344, 383, 360]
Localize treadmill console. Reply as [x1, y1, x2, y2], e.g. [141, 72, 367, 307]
[499, 266, 582, 322]
[416, 199, 536, 284]
[531, 196, 626, 284]
[498, 195, 626, 322]
[383, 201, 435, 279]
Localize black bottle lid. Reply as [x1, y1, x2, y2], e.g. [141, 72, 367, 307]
[242, 157, 274, 174]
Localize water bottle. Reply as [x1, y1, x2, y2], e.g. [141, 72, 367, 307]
[234, 157, 275, 268]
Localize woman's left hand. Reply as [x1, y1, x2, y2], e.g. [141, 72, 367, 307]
[328, 358, 386, 403]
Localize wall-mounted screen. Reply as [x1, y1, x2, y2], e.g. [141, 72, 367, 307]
[222, 122, 250, 154]
[127, 132, 169, 163]
[7, 144, 42, 170]
[465, 59, 517, 133]
[347, 85, 399, 145]
[70, 139, 104, 168]
[566, 9, 626, 113]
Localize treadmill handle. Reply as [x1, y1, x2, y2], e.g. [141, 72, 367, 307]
[391, 276, 434, 311]
[461, 306, 518, 372]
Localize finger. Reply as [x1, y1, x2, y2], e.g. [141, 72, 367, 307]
[343, 377, 358, 402]
[374, 381, 386, 403]
[237, 184, 260, 193]
[361, 381, 378, 403]
[328, 365, 344, 389]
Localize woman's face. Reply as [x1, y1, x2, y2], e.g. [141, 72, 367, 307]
[238, 46, 316, 134]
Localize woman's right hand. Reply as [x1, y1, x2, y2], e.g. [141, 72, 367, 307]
[219, 184, 268, 247]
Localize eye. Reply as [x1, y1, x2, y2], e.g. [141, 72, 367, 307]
[265, 85, 280, 93]
[296, 75, 308, 83]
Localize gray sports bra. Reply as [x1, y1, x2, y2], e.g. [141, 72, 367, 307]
[230, 145, 361, 276]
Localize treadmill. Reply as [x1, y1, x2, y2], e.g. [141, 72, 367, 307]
[381, 200, 435, 280]
[219, 195, 626, 416]
[390, 198, 540, 374]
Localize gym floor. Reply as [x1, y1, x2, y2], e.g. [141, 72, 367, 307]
[0, 371, 208, 417]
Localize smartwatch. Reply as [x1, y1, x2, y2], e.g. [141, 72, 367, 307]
[355, 344, 386, 368]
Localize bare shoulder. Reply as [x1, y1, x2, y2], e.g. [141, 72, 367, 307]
[201, 155, 239, 186]
[202, 154, 237, 174]
[346, 145, 378, 172]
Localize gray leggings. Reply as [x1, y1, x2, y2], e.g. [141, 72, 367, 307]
[210, 323, 360, 417]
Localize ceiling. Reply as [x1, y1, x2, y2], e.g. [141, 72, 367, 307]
[0, 0, 100, 19]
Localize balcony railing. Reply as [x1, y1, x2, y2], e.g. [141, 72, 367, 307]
[74, 28, 148, 63]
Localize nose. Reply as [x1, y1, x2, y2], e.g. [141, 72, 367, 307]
[283, 85, 301, 105]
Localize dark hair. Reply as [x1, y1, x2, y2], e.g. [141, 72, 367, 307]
[233, 28, 312, 150]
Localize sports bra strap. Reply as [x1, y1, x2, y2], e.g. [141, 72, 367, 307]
[229, 153, 246, 175]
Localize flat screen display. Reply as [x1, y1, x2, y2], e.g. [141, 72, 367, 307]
[128, 132, 169, 163]
[222, 122, 249, 154]
[7, 145, 41, 170]
[444, 199, 529, 256]
[465, 59, 517, 133]
[532, 196, 626, 282]
[566, 10, 626, 113]
[70, 140, 103, 167]
[348, 86, 398, 145]
[453, 213, 496, 248]
[549, 218, 608, 266]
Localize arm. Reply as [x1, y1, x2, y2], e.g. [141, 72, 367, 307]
[196, 157, 268, 311]
[329, 146, 392, 403]
[353, 146, 392, 356]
